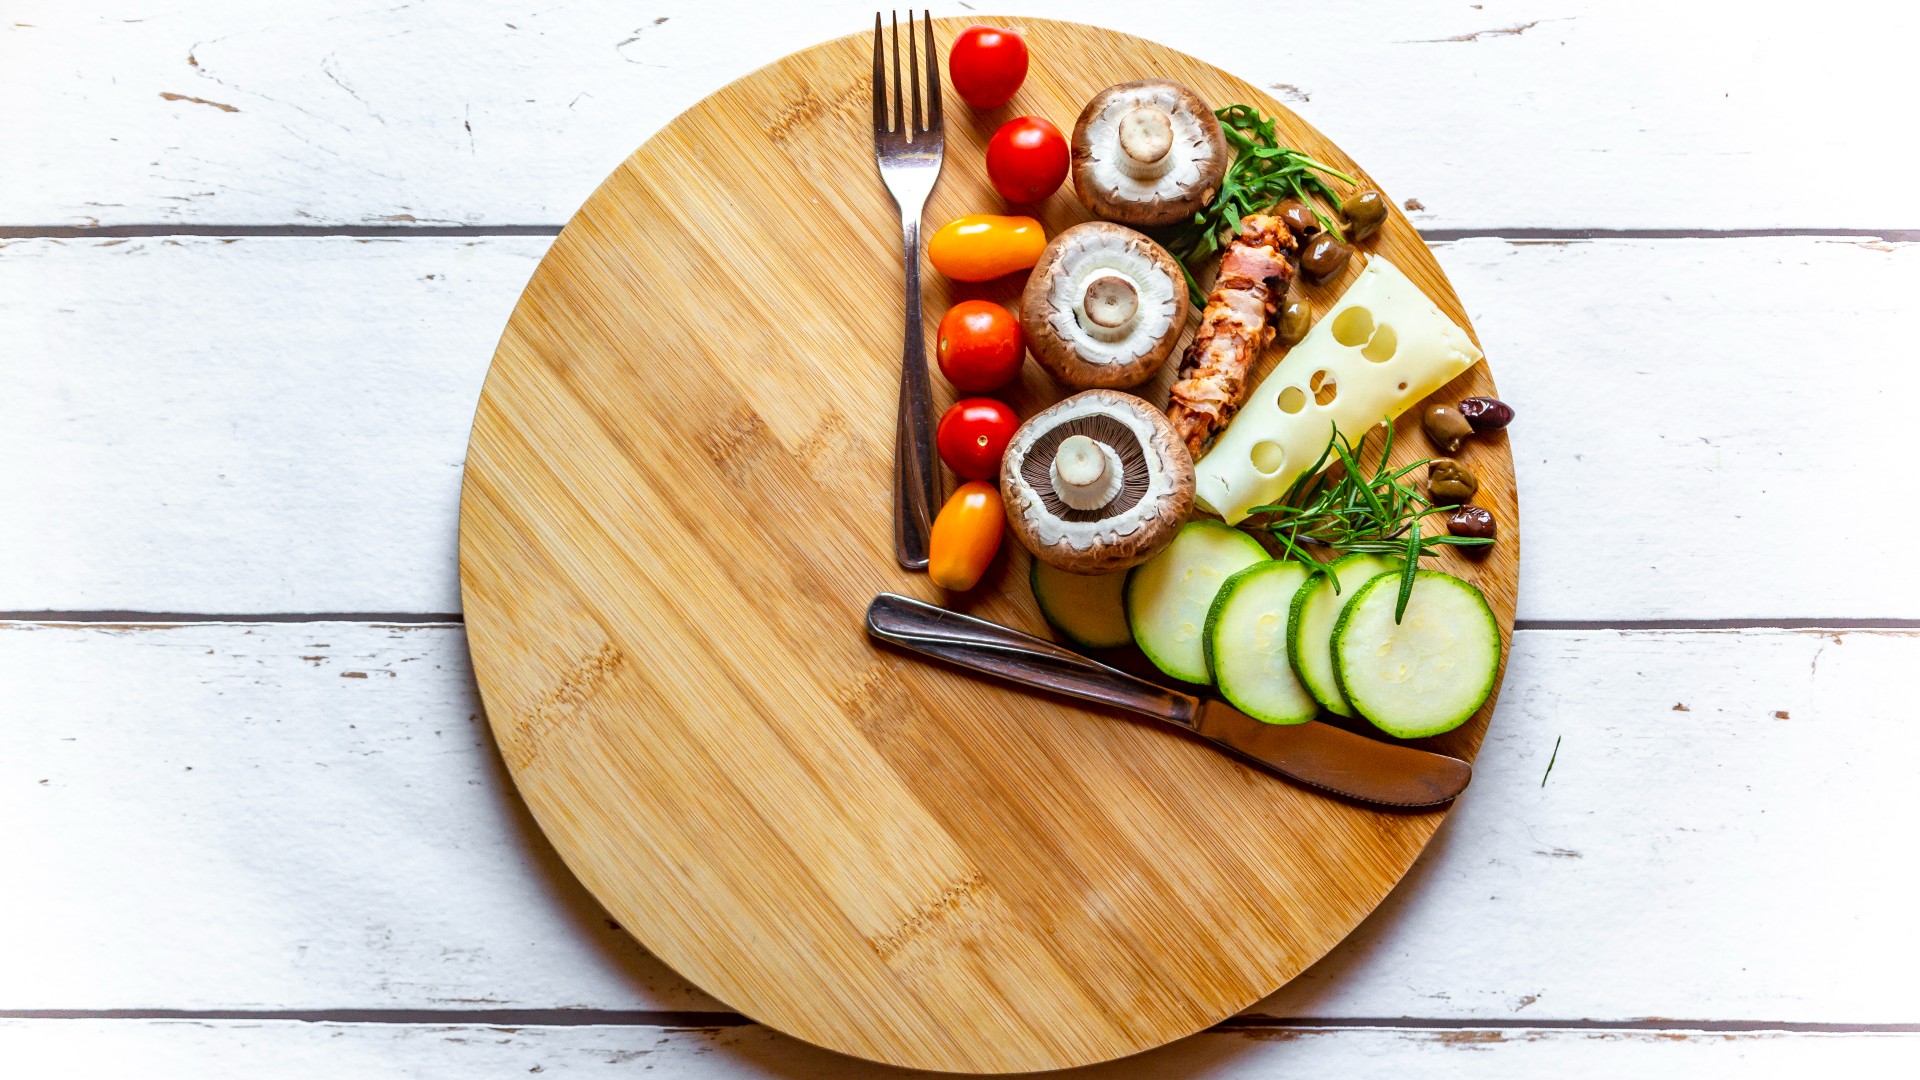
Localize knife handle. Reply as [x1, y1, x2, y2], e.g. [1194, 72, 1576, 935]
[864, 593, 1199, 726]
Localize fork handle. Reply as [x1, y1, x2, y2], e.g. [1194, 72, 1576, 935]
[893, 215, 938, 570]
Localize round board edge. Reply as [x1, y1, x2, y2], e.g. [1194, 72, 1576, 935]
[458, 15, 1518, 1073]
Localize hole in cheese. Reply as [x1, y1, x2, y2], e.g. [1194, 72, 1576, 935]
[1331, 306, 1374, 347]
[1250, 440, 1287, 475]
[1310, 369, 1338, 406]
[1363, 323, 1398, 362]
[1277, 385, 1307, 413]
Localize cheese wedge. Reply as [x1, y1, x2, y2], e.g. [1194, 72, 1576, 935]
[1192, 255, 1483, 523]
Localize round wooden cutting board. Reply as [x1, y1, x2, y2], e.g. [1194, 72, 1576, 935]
[459, 17, 1517, 1074]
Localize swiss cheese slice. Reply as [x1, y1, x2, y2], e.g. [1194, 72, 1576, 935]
[1192, 255, 1483, 523]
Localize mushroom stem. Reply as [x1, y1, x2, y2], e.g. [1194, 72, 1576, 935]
[1078, 271, 1140, 342]
[1115, 106, 1175, 181]
[1051, 435, 1125, 511]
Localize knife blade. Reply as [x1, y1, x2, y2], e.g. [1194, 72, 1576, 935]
[1188, 698, 1471, 808]
[865, 593, 1471, 809]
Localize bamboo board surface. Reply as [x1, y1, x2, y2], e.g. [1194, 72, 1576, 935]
[458, 17, 1517, 1073]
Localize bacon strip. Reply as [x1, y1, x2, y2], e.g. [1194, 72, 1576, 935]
[1166, 214, 1297, 458]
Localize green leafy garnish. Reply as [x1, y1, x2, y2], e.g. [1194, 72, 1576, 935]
[1247, 421, 1491, 622]
[1166, 104, 1358, 307]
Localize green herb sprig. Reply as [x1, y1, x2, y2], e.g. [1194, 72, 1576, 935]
[1247, 422, 1491, 621]
[1167, 104, 1358, 307]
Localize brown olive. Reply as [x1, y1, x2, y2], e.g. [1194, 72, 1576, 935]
[1300, 235, 1352, 282]
[1447, 505, 1496, 541]
[1422, 403, 1473, 453]
[1457, 396, 1515, 432]
[1427, 458, 1479, 504]
[1275, 199, 1321, 238]
[1341, 188, 1388, 241]
[1276, 294, 1312, 345]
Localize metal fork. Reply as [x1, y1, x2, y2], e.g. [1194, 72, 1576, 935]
[871, 11, 944, 571]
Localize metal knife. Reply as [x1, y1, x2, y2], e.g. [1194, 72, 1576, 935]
[865, 592, 1472, 809]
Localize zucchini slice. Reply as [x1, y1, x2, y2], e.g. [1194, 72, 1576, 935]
[1332, 569, 1501, 739]
[1204, 560, 1319, 724]
[1125, 521, 1268, 684]
[1286, 553, 1403, 717]
[1030, 559, 1132, 650]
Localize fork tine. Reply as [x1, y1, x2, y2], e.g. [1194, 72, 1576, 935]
[922, 10, 940, 132]
[907, 11, 922, 135]
[890, 12, 904, 137]
[871, 13, 886, 134]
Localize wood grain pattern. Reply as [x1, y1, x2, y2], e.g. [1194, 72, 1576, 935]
[9, 622, 1916, 1022]
[457, 19, 1515, 1072]
[8, 234, 1917, 619]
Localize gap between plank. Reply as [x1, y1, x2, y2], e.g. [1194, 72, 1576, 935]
[1517, 617, 1920, 630]
[1, 225, 1916, 241]
[0, 225, 564, 239]
[0, 611, 464, 625]
[4, 613, 1917, 630]
[0, 1010, 1915, 1034]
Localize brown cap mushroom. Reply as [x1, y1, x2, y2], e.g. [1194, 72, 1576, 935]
[1071, 80, 1228, 229]
[1000, 390, 1194, 574]
[1020, 222, 1185, 389]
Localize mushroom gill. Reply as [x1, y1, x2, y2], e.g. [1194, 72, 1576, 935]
[1081, 84, 1213, 197]
[1071, 81, 1227, 230]
[1000, 390, 1196, 574]
[1017, 413, 1151, 522]
[1044, 229, 1178, 367]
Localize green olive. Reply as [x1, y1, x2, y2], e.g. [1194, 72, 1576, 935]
[1427, 458, 1479, 504]
[1341, 189, 1388, 241]
[1276, 294, 1312, 345]
[1300, 235, 1352, 282]
[1422, 403, 1473, 453]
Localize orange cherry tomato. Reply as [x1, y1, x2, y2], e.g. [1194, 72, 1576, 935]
[927, 215, 1046, 282]
[928, 481, 1005, 591]
[937, 301, 1024, 392]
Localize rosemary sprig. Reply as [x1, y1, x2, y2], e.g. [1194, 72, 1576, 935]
[1166, 104, 1358, 307]
[1247, 422, 1491, 621]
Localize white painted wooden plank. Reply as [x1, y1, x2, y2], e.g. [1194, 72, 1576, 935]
[3, 622, 1913, 1022]
[0, 236, 541, 615]
[4, 1, 1917, 230]
[3, 1020, 1915, 1079]
[4, 235, 1914, 618]
[1250, 624, 1919, 1021]
[0, 620, 721, 1013]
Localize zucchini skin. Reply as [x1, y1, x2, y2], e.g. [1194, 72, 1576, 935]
[1204, 560, 1319, 725]
[1029, 559, 1132, 651]
[1285, 553, 1402, 718]
[1125, 521, 1268, 684]
[1331, 569, 1500, 740]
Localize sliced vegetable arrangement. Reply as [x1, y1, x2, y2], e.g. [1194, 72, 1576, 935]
[1206, 560, 1317, 724]
[1333, 571, 1500, 739]
[907, 27, 1512, 744]
[1030, 560, 1130, 649]
[1125, 521, 1267, 685]
[1289, 552, 1402, 717]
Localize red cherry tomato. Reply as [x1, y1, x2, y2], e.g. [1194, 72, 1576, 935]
[937, 300, 1025, 392]
[948, 25, 1028, 109]
[986, 116, 1069, 203]
[936, 398, 1020, 481]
